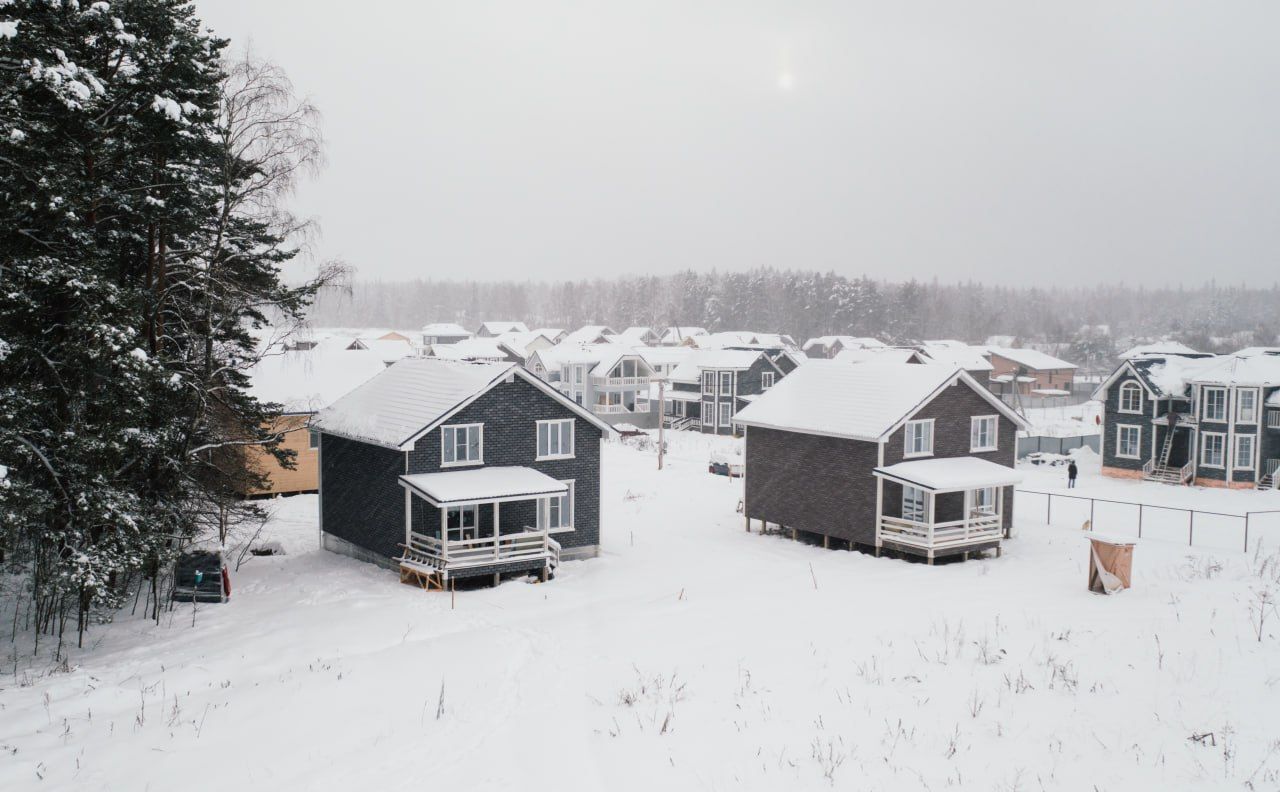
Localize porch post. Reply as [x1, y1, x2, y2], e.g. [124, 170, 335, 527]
[440, 507, 449, 563]
[962, 489, 971, 541]
[493, 500, 501, 560]
[998, 486, 1007, 538]
[927, 491, 936, 549]
[404, 488, 412, 546]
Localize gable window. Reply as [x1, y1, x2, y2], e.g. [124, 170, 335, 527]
[445, 504, 478, 541]
[1119, 381, 1144, 414]
[1116, 425, 1141, 459]
[1237, 389, 1258, 423]
[441, 423, 483, 467]
[970, 415, 998, 452]
[718, 402, 732, 427]
[972, 487, 996, 516]
[537, 419, 574, 460]
[1235, 435, 1255, 470]
[308, 430, 320, 450]
[720, 371, 733, 396]
[902, 485, 930, 523]
[904, 419, 934, 458]
[1203, 388, 1226, 422]
[1201, 432, 1225, 468]
[761, 371, 775, 390]
[538, 481, 574, 532]
[702, 371, 715, 395]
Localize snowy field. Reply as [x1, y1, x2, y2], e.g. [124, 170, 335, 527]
[3, 433, 1280, 790]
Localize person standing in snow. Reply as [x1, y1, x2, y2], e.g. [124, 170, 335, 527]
[1067, 459, 1079, 488]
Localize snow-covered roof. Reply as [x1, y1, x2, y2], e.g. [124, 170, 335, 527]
[421, 323, 470, 337]
[532, 327, 566, 340]
[668, 349, 769, 383]
[399, 466, 567, 506]
[562, 325, 616, 345]
[1189, 353, 1280, 387]
[660, 327, 708, 344]
[1268, 390, 1280, 407]
[733, 360, 1026, 442]
[249, 338, 390, 415]
[636, 346, 693, 367]
[918, 345, 994, 372]
[428, 338, 513, 361]
[616, 327, 656, 343]
[311, 358, 611, 449]
[1095, 354, 1222, 400]
[802, 336, 886, 352]
[873, 457, 1023, 492]
[988, 347, 1076, 371]
[833, 347, 922, 365]
[354, 338, 417, 363]
[479, 321, 528, 335]
[1119, 341, 1203, 359]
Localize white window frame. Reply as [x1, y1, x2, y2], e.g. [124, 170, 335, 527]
[970, 415, 998, 452]
[441, 423, 483, 468]
[761, 371, 775, 390]
[1115, 425, 1142, 460]
[903, 419, 935, 458]
[719, 371, 733, 396]
[1236, 388, 1258, 424]
[902, 485, 930, 523]
[538, 480, 574, 533]
[701, 406, 714, 429]
[702, 371, 715, 395]
[718, 401, 732, 428]
[1118, 381, 1144, 414]
[1200, 432, 1225, 468]
[445, 504, 479, 541]
[972, 487, 996, 515]
[1235, 435, 1255, 470]
[536, 418, 574, 460]
[1203, 387, 1226, 422]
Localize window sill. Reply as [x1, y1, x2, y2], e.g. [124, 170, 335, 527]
[969, 446, 998, 454]
[1116, 454, 1141, 460]
[903, 452, 934, 459]
[1200, 463, 1224, 469]
[1117, 409, 1143, 415]
[440, 460, 484, 469]
[548, 526, 574, 535]
[535, 454, 575, 462]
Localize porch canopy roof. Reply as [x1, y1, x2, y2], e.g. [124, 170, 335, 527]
[873, 457, 1022, 493]
[399, 466, 567, 506]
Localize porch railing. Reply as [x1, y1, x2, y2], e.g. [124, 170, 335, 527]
[1179, 460, 1195, 484]
[879, 513, 1002, 550]
[1142, 459, 1155, 477]
[406, 528, 556, 572]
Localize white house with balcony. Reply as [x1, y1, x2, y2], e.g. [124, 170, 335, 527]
[527, 344, 660, 428]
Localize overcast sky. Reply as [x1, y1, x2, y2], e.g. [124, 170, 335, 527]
[196, 1, 1278, 287]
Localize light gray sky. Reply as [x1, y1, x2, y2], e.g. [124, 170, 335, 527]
[198, 1, 1279, 286]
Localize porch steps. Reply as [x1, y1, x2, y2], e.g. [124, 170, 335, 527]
[1259, 474, 1277, 491]
[1144, 464, 1188, 485]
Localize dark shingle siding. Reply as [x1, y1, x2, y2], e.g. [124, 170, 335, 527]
[1100, 375, 1150, 472]
[320, 434, 406, 561]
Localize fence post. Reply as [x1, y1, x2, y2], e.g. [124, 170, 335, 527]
[1244, 513, 1250, 554]
[1189, 511, 1194, 546]
[1090, 500, 1095, 529]
[1046, 494, 1052, 525]
[1138, 504, 1143, 538]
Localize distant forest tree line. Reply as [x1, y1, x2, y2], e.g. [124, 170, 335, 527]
[309, 271, 1279, 367]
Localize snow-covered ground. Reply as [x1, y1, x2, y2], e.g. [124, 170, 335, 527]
[3, 433, 1280, 790]
[1021, 400, 1103, 437]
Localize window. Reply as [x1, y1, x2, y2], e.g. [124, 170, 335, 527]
[1116, 425, 1141, 459]
[574, 366, 584, 384]
[445, 504, 478, 541]
[718, 402, 732, 428]
[902, 485, 930, 523]
[308, 430, 320, 450]
[1269, 410, 1280, 429]
[1203, 388, 1226, 422]
[761, 372, 775, 390]
[904, 419, 934, 457]
[720, 371, 733, 396]
[441, 423, 483, 467]
[1201, 432, 1225, 468]
[1235, 435, 1255, 469]
[970, 415, 998, 452]
[1119, 381, 1144, 414]
[702, 371, 715, 395]
[537, 419, 574, 459]
[701, 406, 714, 429]
[539, 481, 573, 532]
[972, 487, 996, 515]
[1237, 389, 1258, 423]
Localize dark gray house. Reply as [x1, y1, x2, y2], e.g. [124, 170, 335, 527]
[734, 361, 1029, 562]
[663, 349, 787, 435]
[310, 358, 613, 588]
[1094, 348, 1280, 489]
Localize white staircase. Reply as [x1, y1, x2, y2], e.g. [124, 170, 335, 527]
[1260, 460, 1280, 491]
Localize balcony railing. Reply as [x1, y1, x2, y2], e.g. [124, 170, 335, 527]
[592, 402, 650, 415]
[591, 374, 649, 387]
[878, 513, 1002, 551]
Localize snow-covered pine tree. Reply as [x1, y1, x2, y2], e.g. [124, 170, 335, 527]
[0, 1, 335, 654]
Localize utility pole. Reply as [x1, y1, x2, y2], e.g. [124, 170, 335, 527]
[656, 376, 666, 470]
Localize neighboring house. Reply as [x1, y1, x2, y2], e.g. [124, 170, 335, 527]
[801, 336, 886, 359]
[916, 342, 994, 381]
[735, 361, 1029, 563]
[616, 326, 660, 345]
[532, 328, 568, 344]
[476, 321, 529, 338]
[379, 331, 412, 342]
[659, 326, 709, 346]
[421, 323, 472, 346]
[527, 344, 661, 428]
[1116, 341, 1202, 360]
[561, 325, 616, 345]
[496, 330, 557, 361]
[1094, 349, 1280, 489]
[310, 358, 611, 587]
[987, 347, 1077, 396]
[427, 338, 523, 364]
[345, 337, 418, 365]
[693, 331, 800, 351]
[834, 347, 928, 366]
[245, 338, 389, 496]
[664, 349, 785, 435]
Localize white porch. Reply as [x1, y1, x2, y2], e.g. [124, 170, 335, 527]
[396, 467, 566, 587]
[873, 457, 1022, 563]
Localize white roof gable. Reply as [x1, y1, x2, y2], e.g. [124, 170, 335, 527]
[421, 323, 469, 336]
[733, 360, 1025, 442]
